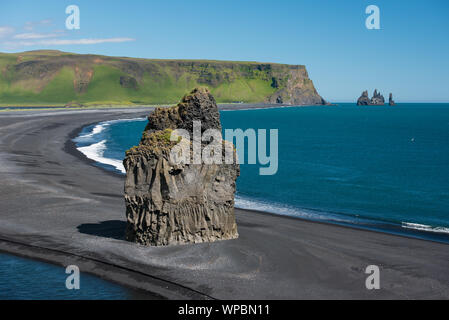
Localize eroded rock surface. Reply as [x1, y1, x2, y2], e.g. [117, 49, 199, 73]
[371, 89, 385, 105]
[357, 89, 386, 106]
[267, 66, 328, 105]
[356, 90, 371, 105]
[123, 88, 240, 246]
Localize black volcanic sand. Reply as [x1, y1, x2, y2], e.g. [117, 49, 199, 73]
[0, 107, 448, 299]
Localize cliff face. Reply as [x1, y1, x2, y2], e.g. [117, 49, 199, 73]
[123, 88, 240, 246]
[266, 66, 327, 105]
[0, 50, 326, 106]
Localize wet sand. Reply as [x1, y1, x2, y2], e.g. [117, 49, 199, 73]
[0, 107, 448, 299]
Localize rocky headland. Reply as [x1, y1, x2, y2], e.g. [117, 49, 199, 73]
[265, 66, 329, 105]
[0, 50, 328, 106]
[123, 88, 240, 246]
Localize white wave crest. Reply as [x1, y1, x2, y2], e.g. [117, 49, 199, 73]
[75, 117, 147, 173]
[235, 195, 353, 223]
[77, 117, 147, 140]
[77, 140, 125, 173]
[402, 222, 449, 234]
[79, 123, 106, 138]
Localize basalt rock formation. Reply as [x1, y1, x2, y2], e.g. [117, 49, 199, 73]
[371, 89, 385, 105]
[357, 89, 386, 106]
[356, 90, 371, 105]
[389, 93, 396, 106]
[123, 88, 240, 246]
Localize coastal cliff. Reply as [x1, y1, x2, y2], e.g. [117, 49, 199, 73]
[0, 50, 326, 106]
[123, 88, 240, 246]
[266, 66, 328, 105]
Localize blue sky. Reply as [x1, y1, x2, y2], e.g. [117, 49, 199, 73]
[0, 0, 448, 102]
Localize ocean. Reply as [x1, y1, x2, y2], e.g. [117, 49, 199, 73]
[74, 103, 449, 243]
[0, 252, 151, 299]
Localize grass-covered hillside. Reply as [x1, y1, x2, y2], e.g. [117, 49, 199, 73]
[0, 50, 326, 106]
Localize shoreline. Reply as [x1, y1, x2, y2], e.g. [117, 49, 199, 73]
[0, 102, 330, 112]
[0, 238, 208, 300]
[0, 107, 448, 299]
[71, 112, 449, 245]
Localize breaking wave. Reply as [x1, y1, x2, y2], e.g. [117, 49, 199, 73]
[74, 117, 146, 174]
[77, 140, 126, 174]
[402, 222, 449, 234]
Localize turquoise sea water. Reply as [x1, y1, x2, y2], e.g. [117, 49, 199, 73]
[0, 252, 150, 299]
[75, 103, 449, 243]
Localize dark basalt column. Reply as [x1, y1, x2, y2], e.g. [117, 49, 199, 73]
[123, 88, 240, 246]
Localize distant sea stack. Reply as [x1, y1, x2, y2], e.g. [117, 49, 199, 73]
[123, 88, 240, 246]
[389, 93, 396, 106]
[0, 50, 327, 106]
[356, 90, 371, 105]
[356, 89, 388, 106]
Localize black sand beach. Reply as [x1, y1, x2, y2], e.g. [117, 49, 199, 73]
[0, 107, 448, 299]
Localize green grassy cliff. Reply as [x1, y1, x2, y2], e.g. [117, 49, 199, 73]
[0, 50, 326, 106]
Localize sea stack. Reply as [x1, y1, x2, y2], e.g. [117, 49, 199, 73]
[356, 89, 385, 106]
[356, 90, 371, 105]
[123, 88, 240, 246]
[370, 89, 385, 105]
[389, 93, 396, 106]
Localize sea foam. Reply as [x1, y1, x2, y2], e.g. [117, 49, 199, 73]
[75, 117, 147, 174]
[235, 195, 375, 225]
[78, 140, 126, 173]
[402, 222, 449, 234]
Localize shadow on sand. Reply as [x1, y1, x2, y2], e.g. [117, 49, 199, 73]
[77, 220, 126, 240]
